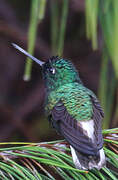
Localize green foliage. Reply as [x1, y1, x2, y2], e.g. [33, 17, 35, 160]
[23, 0, 47, 81]
[50, 0, 69, 56]
[85, 0, 118, 129]
[85, 0, 99, 50]
[24, 0, 68, 81]
[57, 0, 68, 56]
[23, 0, 118, 129]
[85, 0, 118, 77]
[0, 128, 118, 179]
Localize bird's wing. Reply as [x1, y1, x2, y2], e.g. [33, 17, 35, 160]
[50, 99, 103, 156]
[90, 94, 104, 150]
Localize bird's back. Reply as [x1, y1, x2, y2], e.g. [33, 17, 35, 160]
[45, 82, 93, 121]
[45, 82, 106, 170]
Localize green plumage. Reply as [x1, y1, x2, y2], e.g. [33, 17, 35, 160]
[45, 82, 94, 121]
[44, 58, 96, 121]
[13, 44, 106, 170]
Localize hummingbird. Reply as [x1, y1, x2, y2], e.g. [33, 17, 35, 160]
[12, 43, 106, 170]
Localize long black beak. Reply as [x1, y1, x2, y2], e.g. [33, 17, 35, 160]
[12, 43, 45, 66]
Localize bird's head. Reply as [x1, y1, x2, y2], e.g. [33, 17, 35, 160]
[12, 44, 82, 91]
[42, 56, 81, 91]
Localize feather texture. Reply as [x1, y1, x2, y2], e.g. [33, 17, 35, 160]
[49, 96, 106, 169]
[47, 88, 106, 169]
[50, 99, 102, 156]
[43, 57, 106, 170]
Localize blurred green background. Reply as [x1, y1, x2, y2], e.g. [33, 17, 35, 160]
[0, 0, 118, 143]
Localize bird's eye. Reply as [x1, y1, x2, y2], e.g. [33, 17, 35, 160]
[49, 68, 56, 74]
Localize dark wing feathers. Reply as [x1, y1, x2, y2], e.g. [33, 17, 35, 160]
[50, 97, 104, 156]
[90, 95, 104, 150]
[60, 122, 95, 154]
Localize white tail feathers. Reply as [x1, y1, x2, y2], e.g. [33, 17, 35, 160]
[70, 145, 106, 170]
